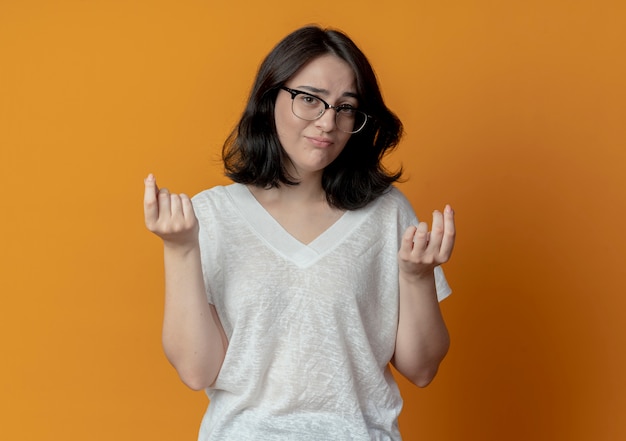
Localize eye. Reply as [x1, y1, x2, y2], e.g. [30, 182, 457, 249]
[297, 94, 321, 106]
[337, 105, 357, 116]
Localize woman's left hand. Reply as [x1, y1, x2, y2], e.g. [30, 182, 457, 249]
[398, 205, 456, 279]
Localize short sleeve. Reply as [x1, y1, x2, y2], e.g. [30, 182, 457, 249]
[192, 192, 216, 305]
[434, 265, 452, 301]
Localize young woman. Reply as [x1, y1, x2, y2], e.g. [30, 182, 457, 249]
[144, 25, 455, 441]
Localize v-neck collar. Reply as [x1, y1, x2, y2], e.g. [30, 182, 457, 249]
[225, 184, 372, 268]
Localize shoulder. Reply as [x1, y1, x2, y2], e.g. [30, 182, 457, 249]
[380, 185, 411, 206]
[191, 184, 239, 212]
[369, 186, 415, 218]
[191, 184, 242, 243]
[360, 186, 419, 238]
[191, 185, 227, 202]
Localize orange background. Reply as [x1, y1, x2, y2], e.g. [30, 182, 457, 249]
[1, 1, 625, 440]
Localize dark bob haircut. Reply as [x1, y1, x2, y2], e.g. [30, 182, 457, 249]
[222, 25, 404, 210]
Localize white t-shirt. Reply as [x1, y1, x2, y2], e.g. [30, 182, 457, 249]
[192, 184, 451, 441]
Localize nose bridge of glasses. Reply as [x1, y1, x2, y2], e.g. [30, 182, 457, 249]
[315, 102, 339, 129]
[321, 100, 362, 133]
[322, 102, 351, 123]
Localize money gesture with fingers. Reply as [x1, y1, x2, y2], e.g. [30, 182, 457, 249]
[143, 174, 199, 249]
[398, 205, 456, 279]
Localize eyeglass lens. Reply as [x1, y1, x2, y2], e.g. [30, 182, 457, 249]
[292, 94, 367, 134]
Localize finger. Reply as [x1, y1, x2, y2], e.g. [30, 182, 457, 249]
[427, 210, 445, 252]
[400, 225, 418, 254]
[180, 194, 196, 223]
[158, 187, 171, 218]
[412, 221, 430, 251]
[144, 174, 159, 224]
[439, 205, 456, 259]
[169, 193, 183, 220]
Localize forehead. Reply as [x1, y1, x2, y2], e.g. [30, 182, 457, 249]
[288, 54, 356, 95]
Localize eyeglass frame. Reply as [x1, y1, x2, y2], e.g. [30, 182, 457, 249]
[279, 86, 371, 134]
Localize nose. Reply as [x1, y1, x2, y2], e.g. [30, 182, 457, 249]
[314, 108, 337, 132]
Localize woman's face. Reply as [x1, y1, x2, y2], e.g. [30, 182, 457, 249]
[274, 54, 357, 179]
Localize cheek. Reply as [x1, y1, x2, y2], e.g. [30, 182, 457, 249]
[274, 109, 287, 130]
[274, 103, 297, 139]
[274, 115, 292, 147]
[274, 95, 296, 126]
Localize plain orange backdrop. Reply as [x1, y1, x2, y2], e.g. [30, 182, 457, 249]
[1, 1, 625, 440]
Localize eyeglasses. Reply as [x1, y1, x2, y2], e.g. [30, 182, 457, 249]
[280, 86, 370, 134]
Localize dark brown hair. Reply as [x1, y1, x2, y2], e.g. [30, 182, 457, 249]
[222, 25, 403, 210]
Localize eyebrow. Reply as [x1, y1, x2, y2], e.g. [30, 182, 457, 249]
[296, 85, 359, 100]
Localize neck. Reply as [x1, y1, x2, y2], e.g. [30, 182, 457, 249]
[277, 165, 327, 200]
[249, 172, 329, 207]
[275, 180, 327, 204]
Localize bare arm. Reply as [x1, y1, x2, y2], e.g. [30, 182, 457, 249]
[144, 174, 227, 390]
[392, 205, 455, 387]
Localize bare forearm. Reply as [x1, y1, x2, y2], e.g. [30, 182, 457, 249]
[162, 243, 227, 390]
[393, 272, 450, 387]
[394, 206, 455, 387]
[143, 175, 227, 390]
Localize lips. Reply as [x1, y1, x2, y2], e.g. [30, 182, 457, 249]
[306, 136, 334, 147]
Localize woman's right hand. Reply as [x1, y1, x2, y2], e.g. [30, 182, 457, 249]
[144, 174, 226, 390]
[143, 174, 199, 249]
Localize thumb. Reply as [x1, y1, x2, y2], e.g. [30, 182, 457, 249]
[144, 174, 159, 225]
